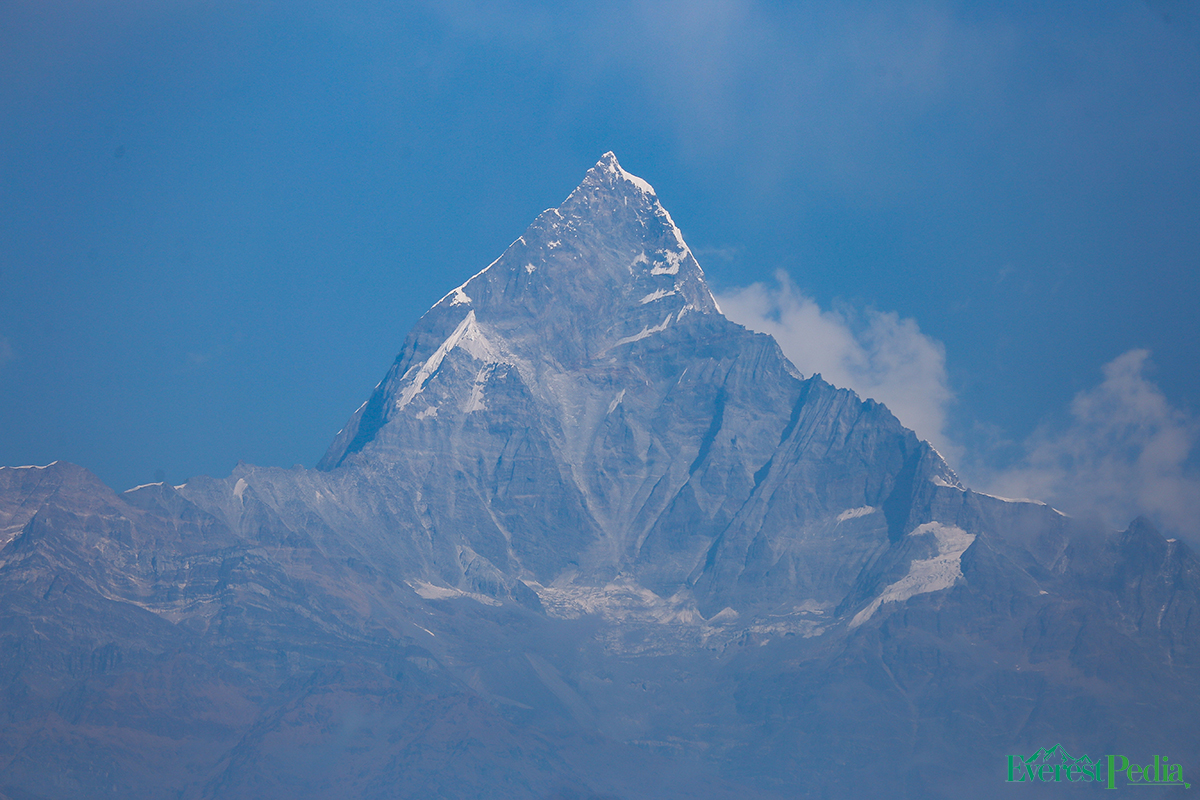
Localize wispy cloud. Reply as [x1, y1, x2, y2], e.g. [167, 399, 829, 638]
[978, 349, 1200, 537]
[0, 336, 14, 368]
[716, 271, 958, 459]
[719, 278, 1200, 539]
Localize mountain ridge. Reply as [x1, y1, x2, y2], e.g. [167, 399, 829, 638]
[1, 154, 1197, 799]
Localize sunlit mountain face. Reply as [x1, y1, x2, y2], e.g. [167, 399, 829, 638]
[1, 155, 1197, 800]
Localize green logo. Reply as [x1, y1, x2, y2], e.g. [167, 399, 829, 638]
[1006, 745, 1190, 788]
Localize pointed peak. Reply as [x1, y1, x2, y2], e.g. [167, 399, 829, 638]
[582, 151, 657, 197]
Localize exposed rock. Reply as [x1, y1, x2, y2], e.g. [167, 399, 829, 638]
[1, 155, 1197, 799]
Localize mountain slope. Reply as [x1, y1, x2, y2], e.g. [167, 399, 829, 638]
[1, 155, 1197, 799]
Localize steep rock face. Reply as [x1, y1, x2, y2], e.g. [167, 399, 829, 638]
[1, 155, 1199, 800]
[312, 153, 957, 616]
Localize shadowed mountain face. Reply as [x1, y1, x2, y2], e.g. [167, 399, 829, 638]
[1, 155, 1198, 800]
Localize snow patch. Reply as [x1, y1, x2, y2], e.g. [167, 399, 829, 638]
[125, 482, 165, 492]
[973, 491, 1066, 517]
[462, 366, 494, 413]
[233, 478, 248, 501]
[407, 580, 502, 607]
[623, 172, 654, 195]
[534, 577, 704, 625]
[849, 522, 975, 628]
[396, 311, 508, 411]
[525, 576, 827, 655]
[709, 607, 739, 624]
[395, 312, 477, 410]
[976, 490, 1047, 505]
[652, 202, 694, 269]
[434, 270, 487, 309]
[524, 263, 536, 273]
[837, 506, 877, 522]
[1, 462, 60, 471]
[430, 230, 526, 312]
[455, 315, 507, 364]
[607, 389, 626, 415]
[614, 314, 674, 347]
[415, 406, 438, 420]
[640, 288, 677, 304]
[599, 152, 657, 196]
[650, 248, 686, 276]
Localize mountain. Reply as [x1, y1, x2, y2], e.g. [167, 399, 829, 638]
[1, 154, 1198, 799]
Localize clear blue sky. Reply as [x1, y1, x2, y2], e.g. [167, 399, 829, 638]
[2, 1, 1197, 533]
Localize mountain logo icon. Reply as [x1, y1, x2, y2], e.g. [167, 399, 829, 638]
[1007, 745, 1190, 788]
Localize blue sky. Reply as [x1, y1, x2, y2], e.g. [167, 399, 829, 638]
[2, 0, 1197, 536]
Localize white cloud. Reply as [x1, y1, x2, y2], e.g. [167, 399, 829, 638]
[719, 281, 1200, 539]
[716, 271, 957, 458]
[720, 275, 1200, 538]
[980, 349, 1200, 537]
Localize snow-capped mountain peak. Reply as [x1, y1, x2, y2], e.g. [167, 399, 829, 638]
[319, 154, 727, 471]
[4, 154, 1199, 800]
[421, 152, 718, 325]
